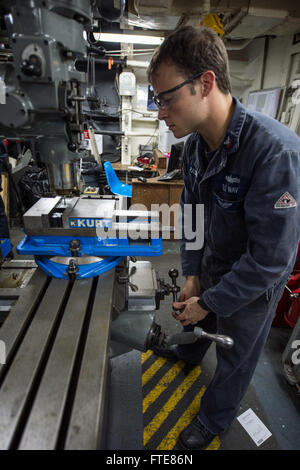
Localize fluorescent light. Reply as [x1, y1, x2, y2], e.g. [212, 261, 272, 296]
[94, 32, 164, 45]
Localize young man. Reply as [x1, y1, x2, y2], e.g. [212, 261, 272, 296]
[148, 26, 300, 450]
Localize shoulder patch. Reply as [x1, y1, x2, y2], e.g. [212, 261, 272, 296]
[274, 192, 297, 209]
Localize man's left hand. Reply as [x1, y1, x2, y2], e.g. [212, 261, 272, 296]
[172, 297, 209, 326]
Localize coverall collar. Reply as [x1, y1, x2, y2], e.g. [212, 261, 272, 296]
[221, 97, 246, 155]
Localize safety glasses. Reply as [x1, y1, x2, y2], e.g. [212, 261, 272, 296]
[153, 71, 204, 109]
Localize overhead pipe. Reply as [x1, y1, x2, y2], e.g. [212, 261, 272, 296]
[92, 130, 157, 137]
[224, 38, 253, 50]
[223, 9, 248, 35]
[260, 36, 270, 90]
[127, 59, 149, 68]
[76, 56, 149, 71]
[75, 56, 127, 72]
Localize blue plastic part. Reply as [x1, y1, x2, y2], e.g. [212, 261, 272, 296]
[104, 161, 132, 197]
[17, 234, 162, 279]
[17, 234, 162, 257]
[34, 255, 124, 279]
[0, 238, 12, 258]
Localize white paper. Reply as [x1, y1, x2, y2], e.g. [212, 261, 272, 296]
[237, 408, 272, 447]
[128, 166, 143, 171]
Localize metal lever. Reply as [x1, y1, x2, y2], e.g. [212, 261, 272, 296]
[167, 267, 234, 349]
[194, 327, 234, 349]
[166, 327, 234, 349]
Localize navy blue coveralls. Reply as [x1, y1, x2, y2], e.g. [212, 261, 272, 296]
[178, 98, 300, 435]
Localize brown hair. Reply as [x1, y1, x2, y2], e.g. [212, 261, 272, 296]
[147, 25, 231, 94]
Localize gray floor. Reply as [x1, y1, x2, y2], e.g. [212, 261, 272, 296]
[7, 231, 300, 450]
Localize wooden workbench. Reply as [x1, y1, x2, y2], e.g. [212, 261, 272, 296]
[111, 163, 184, 234]
[131, 172, 183, 208]
[131, 172, 183, 237]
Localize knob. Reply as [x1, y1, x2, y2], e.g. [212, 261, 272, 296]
[168, 268, 180, 302]
[21, 55, 42, 77]
[168, 268, 178, 280]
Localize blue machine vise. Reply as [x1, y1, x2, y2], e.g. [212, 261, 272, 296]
[17, 165, 162, 279]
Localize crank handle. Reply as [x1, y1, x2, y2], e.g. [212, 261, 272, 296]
[194, 327, 234, 349]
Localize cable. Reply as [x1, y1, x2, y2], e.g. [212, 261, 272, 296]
[97, 108, 157, 118]
[121, 108, 157, 116]
[140, 122, 159, 148]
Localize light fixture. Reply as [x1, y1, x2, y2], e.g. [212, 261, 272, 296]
[93, 32, 164, 46]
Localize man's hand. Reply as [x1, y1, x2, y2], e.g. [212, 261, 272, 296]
[172, 296, 209, 326]
[178, 275, 201, 302]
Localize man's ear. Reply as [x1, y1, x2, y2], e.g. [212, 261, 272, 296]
[201, 71, 215, 97]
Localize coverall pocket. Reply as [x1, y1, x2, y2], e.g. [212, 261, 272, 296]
[214, 193, 244, 211]
[210, 193, 247, 258]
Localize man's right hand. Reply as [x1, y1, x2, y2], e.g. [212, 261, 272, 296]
[178, 275, 201, 302]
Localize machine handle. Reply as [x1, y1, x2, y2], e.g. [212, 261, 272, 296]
[194, 327, 234, 349]
[167, 267, 234, 349]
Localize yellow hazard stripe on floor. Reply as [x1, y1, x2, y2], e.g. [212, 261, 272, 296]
[157, 386, 220, 450]
[156, 386, 205, 450]
[143, 364, 201, 446]
[141, 349, 153, 364]
[143, 360, 186, 413]
[141, 350, 220, 450]
[142, 356, 167, 387]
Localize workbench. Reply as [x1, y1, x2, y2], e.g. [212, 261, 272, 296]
[131, 173, 184, 237]
[131, 173, 183, 207]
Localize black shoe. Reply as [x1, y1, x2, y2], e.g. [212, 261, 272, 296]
[178, 418, 217, 450]
[151, 344, 179, 361]
[151, 344, 202, 365]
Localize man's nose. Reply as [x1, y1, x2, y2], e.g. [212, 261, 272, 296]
[158, 107, 168, 120]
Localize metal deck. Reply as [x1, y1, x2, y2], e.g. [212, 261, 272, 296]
[0, 265, 115, 449]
